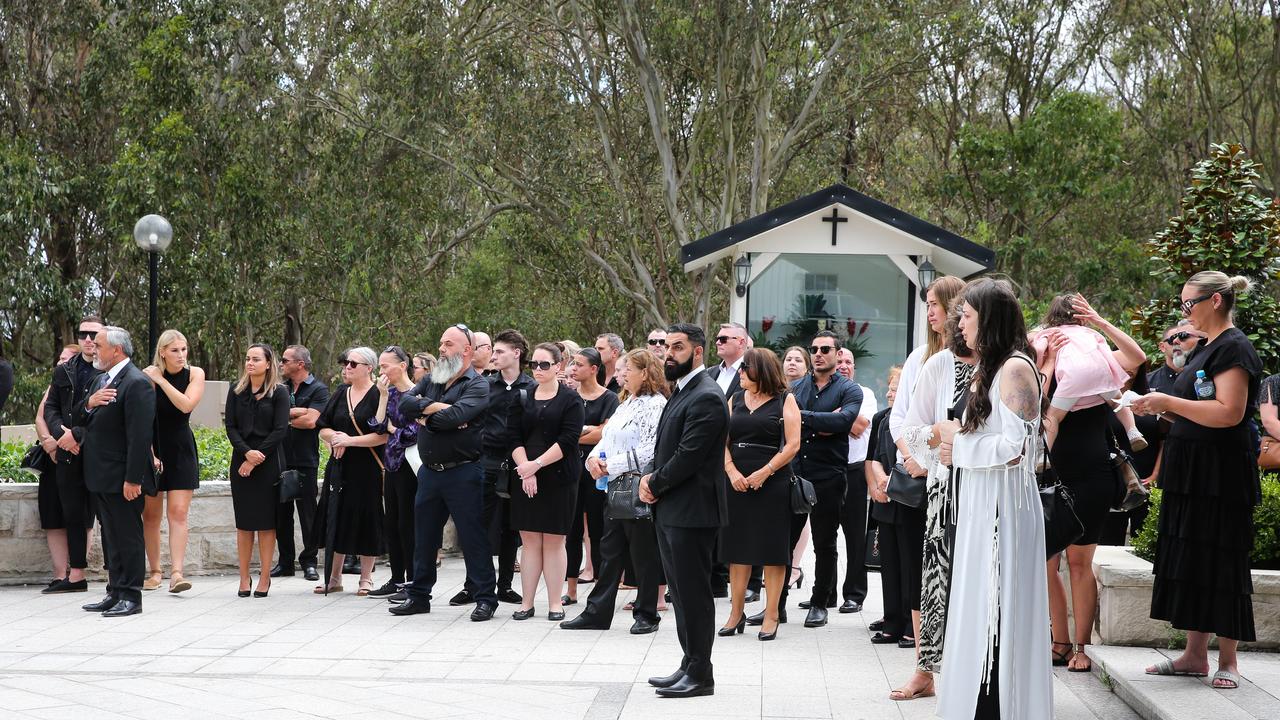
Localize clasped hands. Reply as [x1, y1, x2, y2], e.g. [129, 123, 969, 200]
[727, 467, 768, 492]
[238, 448, 268, 477]
[932, 418, 961, 467]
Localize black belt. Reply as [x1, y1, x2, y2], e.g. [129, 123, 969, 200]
[732, 442, 777, 451]
[426, 460, 474, 472]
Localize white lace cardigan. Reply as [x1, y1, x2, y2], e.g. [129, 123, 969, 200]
[588, 392, 667, 474]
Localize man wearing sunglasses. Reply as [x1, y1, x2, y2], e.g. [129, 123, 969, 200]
[1149, 321, 1202, 394]
[42, 315, 105, 594]
[766, 330, 863, 630]
[390, 324, 498, 621]
[646, 329, 668, 360]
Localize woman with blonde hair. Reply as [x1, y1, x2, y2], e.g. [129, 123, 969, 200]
[141, 329, 206, 593]
[224, 343, 290, 597]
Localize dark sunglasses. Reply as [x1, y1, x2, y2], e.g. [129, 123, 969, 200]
[809, 345, 836, 355]
[647, 338, 666, 346]
[714, 335, 740, 344]
[453, 323, 474, 344]
[77, 330, 97, 339]
[342, 360, 369, 369]
[526, 360, 556, 371]
[1180, 293, 1215, 314]
[1162, 331, 1192, 344]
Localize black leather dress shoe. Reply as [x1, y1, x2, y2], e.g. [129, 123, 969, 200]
[868, 618, 885, 631]
[342, 556, 360, 574]
[388, 598, 431, 616]
[83, 595, 117, 612]
[747, 608, 786, 626]
[471, 601, 497, 621]
[869, 631, 901, 644]
[269, 564, 295, 578]
[898, 636, 917, 649]
[303, 566, 319, 582]
[656, 675, 714, 698]
[102, 599, 141, 617]
[449, 590, 474, 606]
[648, 669, 686, 688]
[803, 606, 828, 628]
[839, 599, 862, 614]
[798, 600, 813, 609]
[630, 618, 659, 635]
[560, 614, 610, 630]
[496, 588, 522, 604]
[743, 590, 760, 603]
[43, 578, 88, 594]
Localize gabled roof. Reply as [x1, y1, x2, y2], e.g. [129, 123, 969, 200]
[681, 183, 995, 276]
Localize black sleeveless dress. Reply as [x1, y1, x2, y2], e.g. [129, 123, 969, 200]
[719, 391, 792, 566]
[155, 367, 200, 491]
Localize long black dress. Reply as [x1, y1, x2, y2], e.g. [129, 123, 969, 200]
[1049, 401, 1114, 546]
[566, 388, 619, 578]
[314, 385, 386, 557]
[720, 391, 792, 566]
[224, 383, 290, 531]
[1151, 327, 1261, 641]
[155, 367, 200, 491]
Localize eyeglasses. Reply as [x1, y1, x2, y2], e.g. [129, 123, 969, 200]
[1162, 331, 1192, 345]
[1180, 293, 1215, 314]
[647, 338, 666, 347]
[475, 343, 492, 351]
[526, 360, 556, 371]
[77, 330, 97, 339]
[342, 360, 369, 369]
[809, 345, 836, 355]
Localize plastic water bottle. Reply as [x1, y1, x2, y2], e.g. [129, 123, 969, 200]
[596, 451, 609, 491]
[1193, 370, 1215, 400]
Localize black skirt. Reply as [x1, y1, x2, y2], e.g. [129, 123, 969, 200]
[1150, 436, 1256, 641]
[719, 445, 792, 566]
[509, 478, 577, 535]
[314, 453, 386, 557]
[1050, 404, 1114, 546]
[38, 464, 65, 530]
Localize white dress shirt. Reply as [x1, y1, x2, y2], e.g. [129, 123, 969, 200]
[715, 357, 743, 394]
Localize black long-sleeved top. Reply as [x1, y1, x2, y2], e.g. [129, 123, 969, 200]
[224, 383, 291, 458]
[513, 383, 585, 488]
[399, 367, 490, 465]
[790, 372, 864, 482]
[481, 371, 535, 459]
[43, 353, 102, 444]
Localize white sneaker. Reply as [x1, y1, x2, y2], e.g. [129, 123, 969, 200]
[1127, 428, 1148, 452]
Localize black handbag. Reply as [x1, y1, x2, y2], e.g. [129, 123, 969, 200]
[886, 463, 927, 508]
[277, 447, 301, 503]
[790, 474, 817, 514]
[496, 388, 530, 500]
[1037, 409, 1084, 557]
[606, 450, 651, 521]
[20, 443, 52, 475]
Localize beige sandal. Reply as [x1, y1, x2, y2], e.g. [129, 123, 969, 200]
[143, 573, 163, 591]
[356, 579, 373, 597]
[169, 575, 192, 593]
[889, 676, 935, 702]
[314, 582, 344, 594]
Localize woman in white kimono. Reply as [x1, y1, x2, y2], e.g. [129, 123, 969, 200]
[933, 278, 1052, 719]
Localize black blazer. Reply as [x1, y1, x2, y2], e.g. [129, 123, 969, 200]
[82, 361, 156, 495]
[43, 354, 102, 446]
[649, 370, 729, 528]
[515, 383, 585, 488]
[706, 362, 742, 398]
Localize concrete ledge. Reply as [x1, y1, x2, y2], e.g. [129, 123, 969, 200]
[1089, 644, 1279, 720]
[1094, 545, 1280, 649]
[0, 479, 458, 584]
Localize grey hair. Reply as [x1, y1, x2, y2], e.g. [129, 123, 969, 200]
[101, 326, 134, 357]
[719, 322, 749, 336]
[286, 344, 313, 370]
[345, 346, 378, 368]
[597, 333, 625, 353]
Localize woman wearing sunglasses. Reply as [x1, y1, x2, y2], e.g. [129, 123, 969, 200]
[1133, 272, 1262, 690]
[508, 343, 585, 620]
[564, 347, 620, 604]
[314, 347, 388, 596]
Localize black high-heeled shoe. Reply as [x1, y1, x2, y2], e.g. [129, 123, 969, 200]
[759, 622, 780, 641]
[237, 581, 251, 598]
[789, 567, 804, 589]
[718, 614, 746, 637]
[254, 577, 271, 598]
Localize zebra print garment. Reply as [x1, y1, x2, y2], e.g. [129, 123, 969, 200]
[917, 358, 975, 673]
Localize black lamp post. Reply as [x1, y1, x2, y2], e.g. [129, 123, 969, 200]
[734, 254, 752, 298]
[133, 214, 173, 356]
[916, 259, 936, 301]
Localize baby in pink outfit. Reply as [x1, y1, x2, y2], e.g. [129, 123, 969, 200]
[1030, 297, 1145, 451]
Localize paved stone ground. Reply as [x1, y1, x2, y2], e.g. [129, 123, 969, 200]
[1090, 645, 1280, 720]
[0, 558, 1140, 720]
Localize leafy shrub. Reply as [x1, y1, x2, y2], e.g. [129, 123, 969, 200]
[0, 441, 40, 483]
[1134, 475, 1280, 570]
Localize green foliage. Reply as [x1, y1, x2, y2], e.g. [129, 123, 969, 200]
[0, 441, 39, 483]
[1134, 143, 1280, 369]
[1134, 476, 1280, 570]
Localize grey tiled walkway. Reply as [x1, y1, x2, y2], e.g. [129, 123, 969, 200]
[0, 558, 1138, 719]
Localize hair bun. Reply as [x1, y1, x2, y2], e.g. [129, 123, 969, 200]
[1229, 275, 1253, 293]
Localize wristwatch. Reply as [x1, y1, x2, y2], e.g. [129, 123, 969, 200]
[534, 459, 543, 468]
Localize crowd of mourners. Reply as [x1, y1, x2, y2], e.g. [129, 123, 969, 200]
[13, 268, 1265, 714]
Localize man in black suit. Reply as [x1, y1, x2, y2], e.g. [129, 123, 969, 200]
[80, 327, 155, 617]
[639, 323, 729, 698]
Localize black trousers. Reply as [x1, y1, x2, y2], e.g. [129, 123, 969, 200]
[95, 491, 145, 604]
[840, 462, 869, 603]
[482, 460, 519, 591]
[975, 632, 1001, 718]
[655, 521, 717, 681]
[384, 464, 417, 584]
[582, 515, 663, 624]
[566, 476, 604, 579]
[55, 451, 92, 570]
[275, 465, 318, 569]
[782, 475, 844, 608]
[877, 502, 926, 637]
[409, 462, 496, 604]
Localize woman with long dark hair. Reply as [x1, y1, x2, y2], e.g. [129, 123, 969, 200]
[1134, 272, 1262, 690]
[367, 346, 419, 597]
[563, 347, 619, 604]
[932, 277, 1051, 718]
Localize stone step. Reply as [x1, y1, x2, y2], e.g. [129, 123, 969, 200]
[1088, 645, 1280, 720]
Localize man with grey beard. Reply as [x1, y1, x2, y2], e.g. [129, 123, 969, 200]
[390, 324, 497, 621]
[1148, 321, 1199, 394]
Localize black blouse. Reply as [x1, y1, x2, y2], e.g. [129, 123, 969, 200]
[517, 383, 586, 488]
[224, 383, 290, 457]
[1168, 327, 1262, 444]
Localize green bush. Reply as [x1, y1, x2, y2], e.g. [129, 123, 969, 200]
[0, 440, 40, 483]
[1134, 475, 1280, 570]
